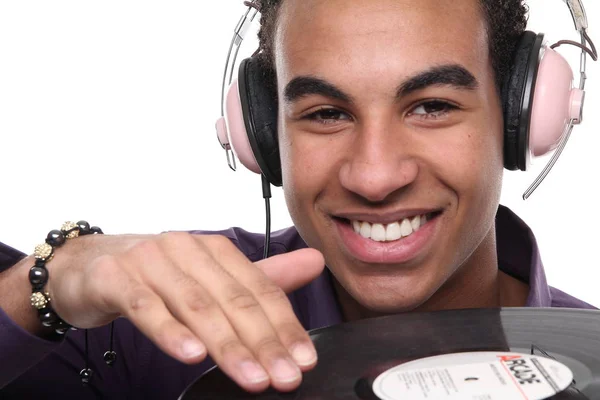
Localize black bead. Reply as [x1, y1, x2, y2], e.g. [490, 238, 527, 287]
[40, 311, 58, 327]
[91, 226, 103, 234]
[38, 306, 51, 314]
[76, 221, 91, 235]
[80, 368, 93, 384]
[34, 258, 46, 267]
[45, 230, 66, 247]
[103, 350, 117, 366]
[31, 284, 45, 292]
[55, 319, 69, 328]
[29, 266, 48, 286]
[55, 326, 70, 335]
[53, 319, 72, 334]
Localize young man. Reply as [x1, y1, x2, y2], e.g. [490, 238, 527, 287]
[0, 0, 595, 398]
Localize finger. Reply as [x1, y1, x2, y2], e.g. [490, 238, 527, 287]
[161, 233, 304, 392]
[82, 255, 208, 365]
[254, 249, 325, 293]
[128, 236, 277, 393]
[204, 240, 319, 372]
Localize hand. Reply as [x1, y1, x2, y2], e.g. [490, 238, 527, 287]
[46, 232, 325, 393]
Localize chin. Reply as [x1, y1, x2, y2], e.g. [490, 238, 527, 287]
[344, 274, 440, 315]
[357, 293, 431, 315]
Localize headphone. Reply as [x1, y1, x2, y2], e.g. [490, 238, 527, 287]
[216, 0, 597, 198]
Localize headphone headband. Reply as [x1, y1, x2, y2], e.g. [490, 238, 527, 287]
[564, 0, 588, 31]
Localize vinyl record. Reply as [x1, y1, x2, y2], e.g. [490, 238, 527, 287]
[179, 308, 600, 399]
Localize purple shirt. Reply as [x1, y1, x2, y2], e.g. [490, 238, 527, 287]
[0, 205, 595, 399]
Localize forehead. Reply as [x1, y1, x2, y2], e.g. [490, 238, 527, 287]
[274, 0, 490, 85]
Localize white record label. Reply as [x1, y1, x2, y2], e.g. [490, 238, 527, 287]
[371, 351, 574, 400]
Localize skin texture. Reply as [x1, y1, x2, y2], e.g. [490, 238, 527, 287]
[275, 0, 529, 321]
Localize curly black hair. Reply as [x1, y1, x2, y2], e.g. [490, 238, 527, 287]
[255, 0, 528, 91]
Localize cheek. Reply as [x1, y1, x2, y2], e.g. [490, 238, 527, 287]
[279, 121, 339, 225]
[427, 98, 504, 196]
[432, 115, 504, 252]
[440, 126, 503, 190]
[280, 122, 343, 197]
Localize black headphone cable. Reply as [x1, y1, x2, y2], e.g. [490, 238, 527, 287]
[261, 174, 272, 259]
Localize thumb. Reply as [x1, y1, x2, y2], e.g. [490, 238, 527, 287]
[254, 248, 325, 293]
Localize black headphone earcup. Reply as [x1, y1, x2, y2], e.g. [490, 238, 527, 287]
[502, 31, 544, 171]
[238, 57, 282, 186]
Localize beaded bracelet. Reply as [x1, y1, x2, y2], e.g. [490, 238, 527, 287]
[29, 220, 116, 384]
[30, 221, 102, 334]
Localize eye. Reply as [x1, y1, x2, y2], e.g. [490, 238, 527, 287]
[303, 107, 352, 125]
[409, 100, 458, 119]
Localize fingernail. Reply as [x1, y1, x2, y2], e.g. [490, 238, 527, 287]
[291, 343, 317, 366]
[272, 358, 301, 383]
[240, 361, 269, 384]
[180, 340, 205, 359]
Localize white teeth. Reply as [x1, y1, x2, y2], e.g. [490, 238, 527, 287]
[349, 213, 432, 242]
[400, 219, 413, 237]
[359, 222, 371, 238]
[370, 224, 386, 242]
[352, 220, 361, 233]
[385, 222, 402, 241]
[411, 215, 421, 231]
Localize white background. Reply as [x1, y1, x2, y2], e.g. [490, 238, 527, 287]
[0, 1, 598, 305]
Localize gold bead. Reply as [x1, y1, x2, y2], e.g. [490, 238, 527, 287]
[30, 292, 49, 309]
[61, 221, 79, 239]
[34, 243, 53, 260]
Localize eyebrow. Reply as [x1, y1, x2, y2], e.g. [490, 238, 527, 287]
[284, 76, 353, 104]
[397, 64, 478, 97]
[283, 64, 478, 104]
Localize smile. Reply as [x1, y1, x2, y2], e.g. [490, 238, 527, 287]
[350, 213, 434, 242]
[333, 211, 443, 264]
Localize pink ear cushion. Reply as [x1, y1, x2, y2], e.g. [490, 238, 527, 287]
[224, 79, 262, 174]
[529, 47, 582, 157]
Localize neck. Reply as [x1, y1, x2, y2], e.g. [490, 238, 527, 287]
[333, 224, 529, 322]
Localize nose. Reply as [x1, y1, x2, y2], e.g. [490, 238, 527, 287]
[338, 121, 419, 202]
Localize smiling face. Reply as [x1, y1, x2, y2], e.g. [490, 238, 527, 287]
[274, 0, 505, 314]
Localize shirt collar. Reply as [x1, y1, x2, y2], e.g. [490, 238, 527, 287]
[495, 205, 552, 307]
